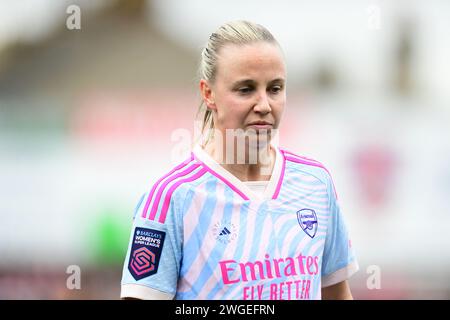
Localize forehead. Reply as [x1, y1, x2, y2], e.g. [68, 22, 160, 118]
[215, 42, 285, 82]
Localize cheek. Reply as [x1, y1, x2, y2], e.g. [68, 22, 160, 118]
[223, 94, 246, 109]
[272, 99, 286, 127]
[216, 96, 248, 123]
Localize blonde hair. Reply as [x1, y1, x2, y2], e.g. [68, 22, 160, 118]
[196, 20, 280, 146]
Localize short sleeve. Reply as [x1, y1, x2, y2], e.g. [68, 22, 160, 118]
[120, 191, 183, 299]
[321, 182, 359, 288]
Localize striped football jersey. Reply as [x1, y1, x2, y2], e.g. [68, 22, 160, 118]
[121, 144, 359, 300]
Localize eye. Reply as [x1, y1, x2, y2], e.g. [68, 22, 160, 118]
[269, 85, 283, 94]
[238, 87, 253, 94]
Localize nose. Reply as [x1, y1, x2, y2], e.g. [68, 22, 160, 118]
[253, 91, 271, 114]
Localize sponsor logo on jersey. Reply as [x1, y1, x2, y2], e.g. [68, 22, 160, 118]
[297, 208, 318, 238]
[218, 253, 319, 300]
[128, 227, 165, 280]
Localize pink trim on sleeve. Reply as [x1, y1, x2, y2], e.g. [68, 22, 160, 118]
[148, 163, 200, 221]
[281, 150, 338, 200]
[141, 155, 194, 219]
[158, 167, 208, 223]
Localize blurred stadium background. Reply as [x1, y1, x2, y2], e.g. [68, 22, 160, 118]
[0, 0, 449, 299]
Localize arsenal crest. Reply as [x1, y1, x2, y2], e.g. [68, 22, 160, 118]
[297, 208, 318, 238]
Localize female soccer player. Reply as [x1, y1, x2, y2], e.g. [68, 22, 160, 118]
[120, 20, 358, 300]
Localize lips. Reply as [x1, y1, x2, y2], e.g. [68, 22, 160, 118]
[247, 121, 273, 130]
[248, 121, 273, 126]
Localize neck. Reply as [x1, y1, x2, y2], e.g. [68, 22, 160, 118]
[204, 138, 276, 182]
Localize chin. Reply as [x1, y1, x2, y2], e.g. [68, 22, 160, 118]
[246, 133, 272, 149]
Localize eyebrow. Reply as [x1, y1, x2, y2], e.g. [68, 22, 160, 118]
[231, 78, 285, 87]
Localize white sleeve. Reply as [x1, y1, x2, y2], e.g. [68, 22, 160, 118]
[321, 175, 359, 287]
[121, 283, 175, 300]
[120, 191, 183, 298]
[321, 260, 359, 288]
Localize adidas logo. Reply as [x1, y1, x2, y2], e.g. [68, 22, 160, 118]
[213, 221, 237, 244]
[218, 227, 231, 236]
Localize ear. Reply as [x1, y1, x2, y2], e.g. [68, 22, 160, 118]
[199, 79, 217, 110]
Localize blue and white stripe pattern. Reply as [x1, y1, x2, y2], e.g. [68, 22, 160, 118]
[121, 145, 358, 300]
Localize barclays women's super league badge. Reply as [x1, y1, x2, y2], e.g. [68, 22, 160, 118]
[297, 209, 318, 238]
